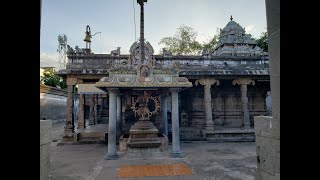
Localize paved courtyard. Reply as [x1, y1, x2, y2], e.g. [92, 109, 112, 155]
[49, 123, 257, 180]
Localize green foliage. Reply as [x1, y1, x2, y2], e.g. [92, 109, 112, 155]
[42, 69, 67, 89]
[159, 25, 217, 55]
[202, 34, 219, 52]
[255, 32, 268, 52]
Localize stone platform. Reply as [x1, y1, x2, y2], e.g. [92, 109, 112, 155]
[58, 123, 109, 145]
[204, 128, 255, 142]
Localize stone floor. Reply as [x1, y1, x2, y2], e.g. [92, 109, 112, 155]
[49, 122, 257, 180]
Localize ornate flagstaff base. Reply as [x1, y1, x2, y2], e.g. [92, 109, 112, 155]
[127, 119, 161, 147]
[126, 91, 162, 157]
[127, 117, 162, 158]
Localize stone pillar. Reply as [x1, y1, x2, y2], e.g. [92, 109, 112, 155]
[77, 94, 85, 129]
[254, 0, 280, 179]
[77, 79, 85, 129]
[105, 88, 118, 160]
[161, 93, 168, 136]
[94, 94, 98, 124]
[89, 94, 95, 125]
[170, 88, 182, 158]
[84, 95, 87, 126]
[116, 95, 122, 140]
[40, 120, 52, 180]
[232, 78, 255, 129]
[63, 80, 76, 141]
[195, 78, 220, 129]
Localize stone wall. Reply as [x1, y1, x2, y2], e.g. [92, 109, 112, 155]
[254, 116, 280, 179]
[40, 93, 67, 123]
[40, 120, 52, 180]
[40, 84, 79, 124]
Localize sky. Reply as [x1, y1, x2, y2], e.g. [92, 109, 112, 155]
[40, 0, 267, 69]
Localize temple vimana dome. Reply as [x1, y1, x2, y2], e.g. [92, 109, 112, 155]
[57, 13, 270, 158]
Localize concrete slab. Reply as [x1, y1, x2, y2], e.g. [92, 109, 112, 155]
[50, 122, 257, 180]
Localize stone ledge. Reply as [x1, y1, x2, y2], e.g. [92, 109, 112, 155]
[254, 116, 279, 140]
[40, 120, 52, 146]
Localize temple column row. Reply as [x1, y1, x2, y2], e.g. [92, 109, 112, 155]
[193, 78, 255, 130]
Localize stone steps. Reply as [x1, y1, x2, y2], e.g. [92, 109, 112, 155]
[205, 130, 255, 142]
[77, 131, 107, 143]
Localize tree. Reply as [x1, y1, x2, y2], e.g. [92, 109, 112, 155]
[159, 25, 203, 55]
[202, 34, 219, 52]
[255, 32, 268, 52]
[41, 69, 67, 89]
[159, 25, 219, 55]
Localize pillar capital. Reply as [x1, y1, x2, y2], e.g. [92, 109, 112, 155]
[107, 88, 119, 94]
[232, 78, 255, 86]
[169, 88, 181, 93]
[195, 78, 220, 87]
[67, 78, 78, 85]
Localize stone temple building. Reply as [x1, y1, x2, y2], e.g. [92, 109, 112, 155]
[57, 16, 270, 145]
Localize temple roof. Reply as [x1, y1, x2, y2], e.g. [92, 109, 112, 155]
[212, 16, 263, 56]
[220, 18, 245, 37]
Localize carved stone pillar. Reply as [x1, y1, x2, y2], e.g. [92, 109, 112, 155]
[94, 94, 98, 124]
[63, 77, 77, 142]
[77, 94, 85, 129]
[195, 78, 220, 130]
[105, 88, 118, 160]
[116, 95, 122, 140]
[89, 94, 95, 125]
[232, 78, 255, 129]
[77, 80, 85, 129]
[161, 93, 168, 136]
[170, 88, 183, 158]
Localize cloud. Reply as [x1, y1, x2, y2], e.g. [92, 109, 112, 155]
[245, 25, 256, 34]
[40, 53, 60, 69]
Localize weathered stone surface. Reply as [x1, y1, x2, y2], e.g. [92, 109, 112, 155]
[40, 120, 51, 180]
[256, 168, 280, 180]
[255, 136, 280, 176]
[254, 116, 280, 140]
[40, 144, 50, 180]
[266, 0, 280, 35]
[40, 94, 67, 124]
[40, 120, 52, 145]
